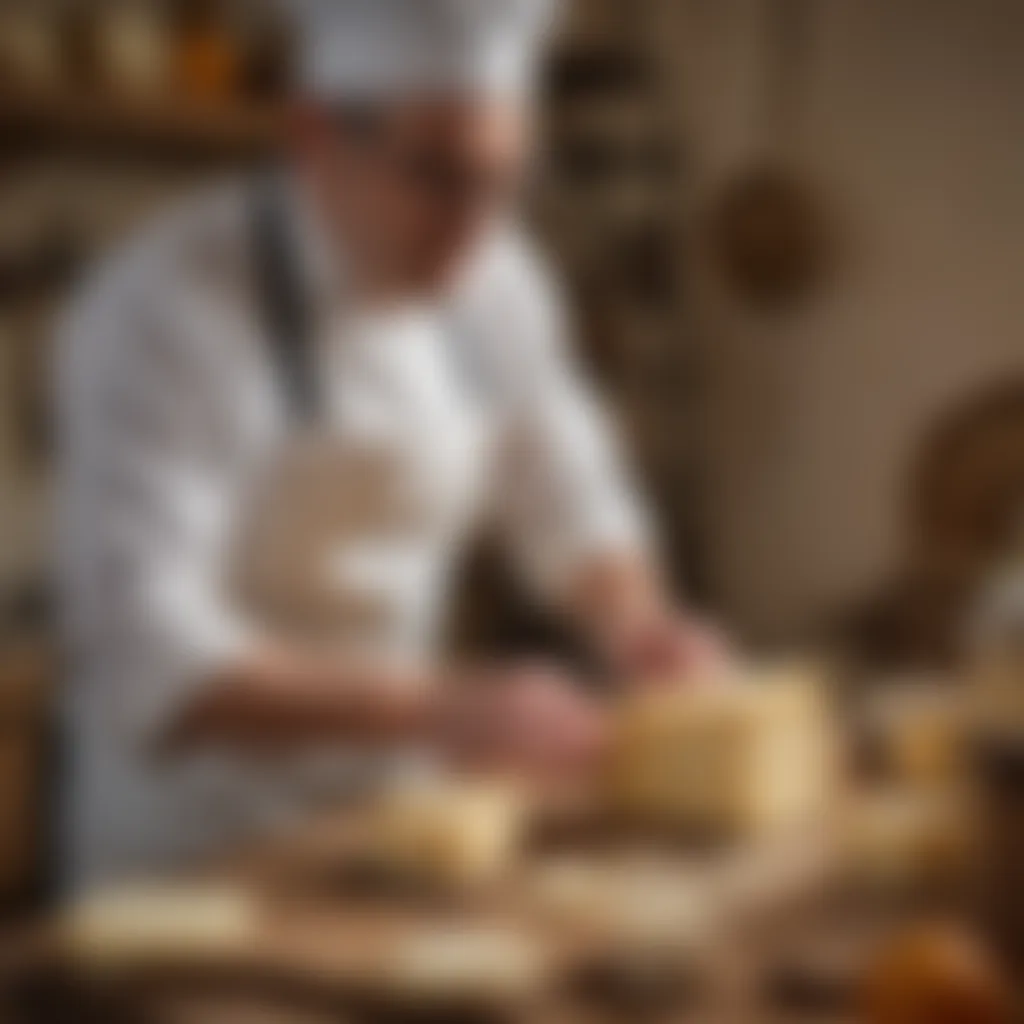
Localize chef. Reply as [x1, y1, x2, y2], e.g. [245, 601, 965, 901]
[55, 0, 725, 891]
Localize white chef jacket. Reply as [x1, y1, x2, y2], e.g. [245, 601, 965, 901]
[54, 178, 649, 891]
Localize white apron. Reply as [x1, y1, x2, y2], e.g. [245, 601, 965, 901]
[233, 339, 491, 661]
[236, 188, 490, 659]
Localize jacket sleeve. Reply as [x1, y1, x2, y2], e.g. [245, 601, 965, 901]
[56, 273, 259, 749]
[483, 237, 654, 602]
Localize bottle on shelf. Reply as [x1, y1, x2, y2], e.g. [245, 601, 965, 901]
[171, 0, 243, 106]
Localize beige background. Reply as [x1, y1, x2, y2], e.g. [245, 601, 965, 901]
[677, 0, 1024, 640]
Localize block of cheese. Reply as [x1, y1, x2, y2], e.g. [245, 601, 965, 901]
[358, 778, 526, 890]
[62, 883, 258, 971]
[382, 925, 548, 1007]
[606, 664, 835, 839]
[528, 857, 712, 951]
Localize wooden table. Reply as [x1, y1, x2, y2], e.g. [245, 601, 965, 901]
[0, 807, 984, 1024]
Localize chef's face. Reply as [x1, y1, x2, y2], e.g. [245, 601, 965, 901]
[297, 96, 531, 297]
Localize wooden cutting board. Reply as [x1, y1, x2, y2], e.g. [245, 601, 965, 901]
[7, 808, 850, 1023]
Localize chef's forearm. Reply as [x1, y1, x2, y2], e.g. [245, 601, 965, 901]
[565, 553, 731, 684]
[166, 647, 439, 751]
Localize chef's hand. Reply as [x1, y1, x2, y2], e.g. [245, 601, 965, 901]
[567, 555, 734, 689]
[607, 608, 734, 689]
[430, 662, 608, 776]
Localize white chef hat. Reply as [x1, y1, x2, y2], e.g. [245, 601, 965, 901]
[295, 0, 559, 100]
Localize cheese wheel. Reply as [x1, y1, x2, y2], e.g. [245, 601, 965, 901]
[607, 663, 835, 838]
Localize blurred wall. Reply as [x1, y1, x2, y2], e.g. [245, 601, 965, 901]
[2, 0, 1024, 652]
[683, 0, 1024, 642]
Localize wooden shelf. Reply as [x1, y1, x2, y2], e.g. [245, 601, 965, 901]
[0, 89, 285, 161]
